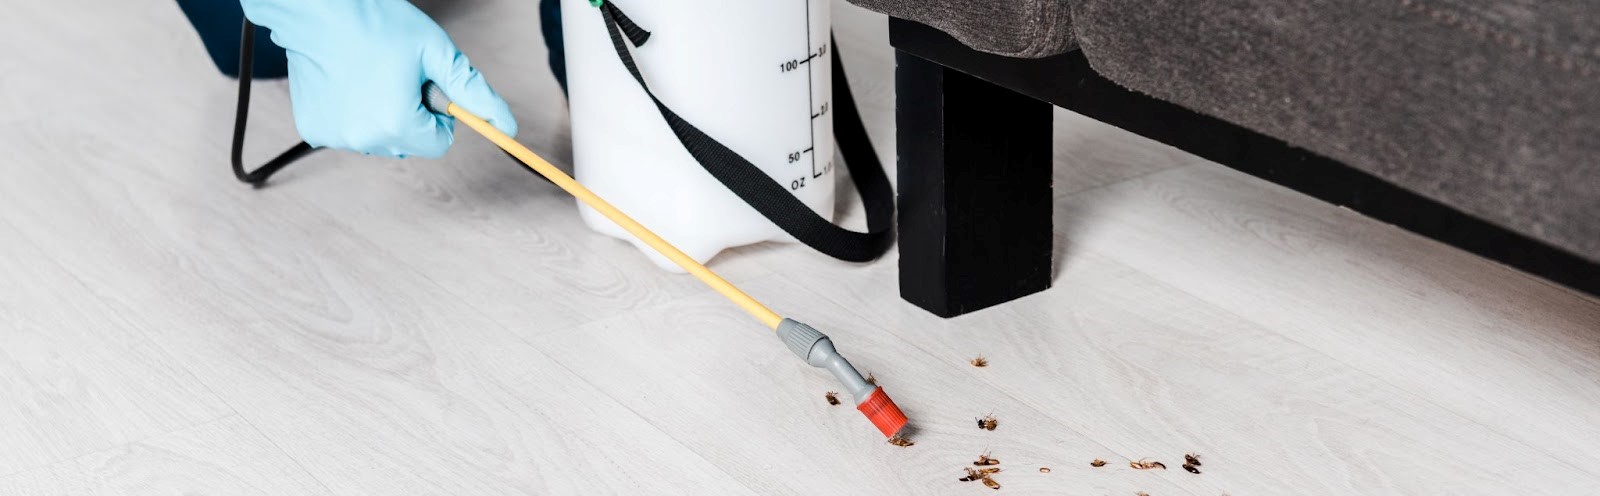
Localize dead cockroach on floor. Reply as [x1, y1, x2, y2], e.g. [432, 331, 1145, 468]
[887, 434, 914, 447]
[959, 468, 983, 482]
[1039, 467, 1051, 473]
[1184, 453, 1202, 466]
[1182, 463, 1201, 474]
[971, 354, 988, 367]
[974, 451, 1000, 466]
[824, 391, 840, 405]
[1090, 459, 1107, 467]
[975, 412, 998, 431]
[1130, 458, 1166, 470]
[977, 467, 1001, 475]
[981, 476, 1001, 490]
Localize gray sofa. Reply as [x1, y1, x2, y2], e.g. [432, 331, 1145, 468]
[854, 0, 1598, 315]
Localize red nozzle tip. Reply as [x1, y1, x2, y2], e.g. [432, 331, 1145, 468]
[856, 387, 909, 438]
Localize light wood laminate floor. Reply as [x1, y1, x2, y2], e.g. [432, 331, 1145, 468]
[3, 1, 1598, 494]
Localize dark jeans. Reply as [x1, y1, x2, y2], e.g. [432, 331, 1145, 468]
[176, 0, 568, 94]
[539, 0, 567, 94]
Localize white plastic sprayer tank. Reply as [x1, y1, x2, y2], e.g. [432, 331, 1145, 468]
[560, 0, 835, 271]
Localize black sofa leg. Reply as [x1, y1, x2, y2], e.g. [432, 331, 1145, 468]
[895, 51, 1054, 318]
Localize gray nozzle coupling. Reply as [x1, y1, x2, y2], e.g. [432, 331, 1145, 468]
[776, 319, 875, 404]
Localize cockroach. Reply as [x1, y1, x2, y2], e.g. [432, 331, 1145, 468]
[981, 476, 1001, 490]
[976, 412, 998, 431]
[971, 354, 988, 367]
[977, 467, 1001, 475]
[887, 435, 914, 447]
[1129, 458, 1166, 470]
[1090, 459, 1107, 467]
[1039, 467, 1051, 473]
[1182, 463, 1201, 474]
[959, 468, 983, 482]
[974, 451, 1000, 466]
[1184, 453, 1201, 466]
[824, 391, 840, 405]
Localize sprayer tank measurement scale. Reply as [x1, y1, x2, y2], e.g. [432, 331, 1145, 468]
[777, 0, 832, 191]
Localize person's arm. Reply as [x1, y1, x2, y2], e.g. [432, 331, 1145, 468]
[241, 0, 516, 158]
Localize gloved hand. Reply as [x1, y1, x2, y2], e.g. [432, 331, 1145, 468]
[241, 0, 517, 158]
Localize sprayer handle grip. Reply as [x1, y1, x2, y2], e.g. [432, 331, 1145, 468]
[421, 81, 452, 116]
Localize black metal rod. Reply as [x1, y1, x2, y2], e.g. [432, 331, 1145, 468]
[231, 19, 316, 186]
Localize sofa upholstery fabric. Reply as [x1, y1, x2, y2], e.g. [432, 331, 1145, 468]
[1072, 0, 1600, 261]
[851, 0, 1600, 262]
[850, 0, 1075, 58]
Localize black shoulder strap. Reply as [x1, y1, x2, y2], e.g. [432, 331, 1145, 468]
[599, 3, 893, 262]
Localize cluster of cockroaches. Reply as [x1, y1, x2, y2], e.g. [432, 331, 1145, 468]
[835, 351, 1210, 492]
[1095, 454, 1205, 495]
[1106, 453, 1202, 474]
[969, 355, 996, 429]
[953, 353, 1002, 488]
[958, 451, 1004, 490]
[1091, 453, 1203, 473]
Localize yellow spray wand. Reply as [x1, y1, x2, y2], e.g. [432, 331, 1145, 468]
[423, 83, 908, 439]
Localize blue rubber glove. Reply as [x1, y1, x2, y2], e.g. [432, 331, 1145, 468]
[241, 0, 517, 158]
